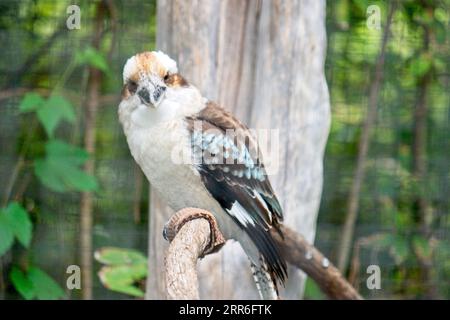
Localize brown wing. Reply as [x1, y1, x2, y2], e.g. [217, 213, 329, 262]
[186, 101, 287, 284]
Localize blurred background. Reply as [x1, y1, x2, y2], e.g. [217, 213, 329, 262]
[0, 0, 448, 300]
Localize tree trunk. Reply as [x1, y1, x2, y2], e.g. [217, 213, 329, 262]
[411, 14, 439, 298]
[79, 2, 105, 300]
[163, 208, 361, 300]
[79, 0, 119, 299]
[147, 0, 330, 299]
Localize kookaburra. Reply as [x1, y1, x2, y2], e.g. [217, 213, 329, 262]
[118, 51, 287, 299]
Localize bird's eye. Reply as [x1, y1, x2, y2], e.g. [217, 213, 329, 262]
[127, 80, 138, 94]
[163, 73, 170, 82]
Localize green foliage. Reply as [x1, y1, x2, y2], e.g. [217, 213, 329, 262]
[0, 215, 14, 257]
[36, 96, 76, 137]
[0, 0, 447, 300]
[322, 0, 449, 298]
[10, 266, 65, 300]
[18, 93, 45, 112]
[409, 53, 432, 77]
[75, 46, 109, 73]
[0, 203, 65, 300]
[17, 93, 98, 192]
[0, 202, 32, 256]
[4, 202, 32, 247]
[95, 247, 147, 265]
[95, 247, 147, 297]
[0, 0, 158, 301]
[34, 140, 98, 192]
[304, 278, 325, 300]
[10, 267, 35, 300]
[19, 93, 76, 137]
[98, 265, 147, 297]
[7, 91, 98, 299]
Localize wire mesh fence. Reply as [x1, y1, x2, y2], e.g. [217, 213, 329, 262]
[0, 0, 448, 299]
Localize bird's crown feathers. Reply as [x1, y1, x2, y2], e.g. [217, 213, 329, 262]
[122, 51, 178, 83]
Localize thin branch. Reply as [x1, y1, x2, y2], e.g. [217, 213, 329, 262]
[4, 20, 67, 89]
[271, 226, 362, 300]
[2, 157, 25, 207]
[163, 208, 361, 300]
[0, 87, 119, 104]
[336, 2, 397, 272]
[79, 0, 107, 300]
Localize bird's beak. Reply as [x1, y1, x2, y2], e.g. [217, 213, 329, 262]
[138, 82, 167, 108]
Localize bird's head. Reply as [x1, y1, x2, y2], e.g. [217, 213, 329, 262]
[121, 51, 184, 108]
[119, 51, 204, 129]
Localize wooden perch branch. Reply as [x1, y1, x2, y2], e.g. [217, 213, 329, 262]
[270, 227, 362, 300]
[164, 208, 226, 299]
[163, 208, 362, 300]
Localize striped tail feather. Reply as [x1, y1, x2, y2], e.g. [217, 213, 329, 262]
[250, 260, 279, 300]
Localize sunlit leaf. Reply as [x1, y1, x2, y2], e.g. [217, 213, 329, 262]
[94, 247, 147, 266]
[75, 47, 109, 72]
[10, 267, 35, 300]
[409, 54, 432, 77]
[95, 247, 147, 297]
[98, 264, 147, 297]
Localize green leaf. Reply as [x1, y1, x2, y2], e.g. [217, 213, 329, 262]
[0, 214, 14, 256]
[34, 159, 64, 192]
[410, 54, 432, 78]
[98, 264, 146, 297]
[45, 139, 89, 164]
[75, 47, 109, 72]
[36, 95, 75, 137]
[27, 267, 65, 300]
[34, 140, 98, 192]
[5, 202, 32, 248]
[94, 247, 147, 266]
[95, 247, 147, 297]
[10, 267, 35, 300]
[19, 93, 45, 113]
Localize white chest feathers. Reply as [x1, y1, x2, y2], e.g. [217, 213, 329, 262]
[123, 119, 215, 211]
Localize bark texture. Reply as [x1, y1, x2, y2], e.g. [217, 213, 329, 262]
[79, 1, 105, 300]
[147, 0, 330, 299]
[411, 8, 438, 298]
[165, 219, 210, 300]
[164, 208, 361, 300]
